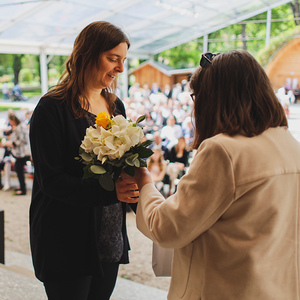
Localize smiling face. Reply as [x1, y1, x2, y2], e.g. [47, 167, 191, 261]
[87, 42, 128, 91]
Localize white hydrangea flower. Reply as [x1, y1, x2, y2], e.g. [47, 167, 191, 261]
[81, 126, 98, 153]
[78, 113, 153, 191]
[80, 115, 145, 163]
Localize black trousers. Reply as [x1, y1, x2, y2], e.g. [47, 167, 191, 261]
[15, 156, 30, 194]
[43, 262, 119, 300]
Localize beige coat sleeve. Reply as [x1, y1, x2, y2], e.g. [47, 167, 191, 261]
[136, 139, 236, 249]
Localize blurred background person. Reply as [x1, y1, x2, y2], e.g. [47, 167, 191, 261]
[147, 148, 167, 195]
[160, 114, 183, 149]
[165, 136, 190, 179]
[4, 113, 30, 195]
[2, 82, 9, 100]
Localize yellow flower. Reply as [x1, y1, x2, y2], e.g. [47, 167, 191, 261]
[95, 111, 111, 129]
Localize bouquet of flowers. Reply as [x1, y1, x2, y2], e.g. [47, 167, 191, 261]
[76, 112, 153, 191]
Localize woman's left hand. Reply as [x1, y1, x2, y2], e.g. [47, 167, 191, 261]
[116, 173, 139, 203]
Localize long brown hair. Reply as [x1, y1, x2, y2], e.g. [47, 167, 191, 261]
[147, 149, 165, 172]
[190, 50, 287, 149]
[47, 21, 130, 118]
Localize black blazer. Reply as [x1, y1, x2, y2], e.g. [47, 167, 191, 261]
[29, 95, 135, 282]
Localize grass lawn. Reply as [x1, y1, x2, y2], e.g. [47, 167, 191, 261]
[0, 106, 23, 112]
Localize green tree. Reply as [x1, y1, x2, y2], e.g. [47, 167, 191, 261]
[154, 38, 202, 69]
[48, 55, 67, 78]
[0, 54, 13, 77]
[290, 0, 300, 25]
[155, 2, 299, 68]
[13, 54, 24, 85]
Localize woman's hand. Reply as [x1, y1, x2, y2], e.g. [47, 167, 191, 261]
[116, 173, 139, 203]
[134, 167, 153, 190]
[116, 168, 153, 203]
[176, 162, 185, 171]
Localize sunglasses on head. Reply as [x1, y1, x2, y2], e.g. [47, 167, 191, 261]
[200, 52, 219, 68]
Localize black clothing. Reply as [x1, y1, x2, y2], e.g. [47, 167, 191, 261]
[29, 96, 135, 282]
[164, 146, 190, 185]
[165, 146, 189, 167]
[15, 155, 30, 194]
[44, 262, 119, 300]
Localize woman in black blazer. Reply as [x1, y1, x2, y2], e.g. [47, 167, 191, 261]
[29, 21, 138, 300]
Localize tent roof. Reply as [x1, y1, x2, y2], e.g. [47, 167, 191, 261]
[0, 0, 292, 58]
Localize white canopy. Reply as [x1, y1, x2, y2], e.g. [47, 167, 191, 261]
[0, 0, 292, 58]
[0, 0, 292, 95]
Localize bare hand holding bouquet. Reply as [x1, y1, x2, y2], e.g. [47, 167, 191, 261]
[76, 112, 153, 191]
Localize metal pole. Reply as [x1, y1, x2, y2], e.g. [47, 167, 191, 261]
[40, 48, 49, 96]
[203, 34, 208, 53]
[266, 9, 272, 47]
[0, 210, 4, 264]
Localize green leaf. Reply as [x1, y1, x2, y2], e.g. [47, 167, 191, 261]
[79, 147, 85, 154]
[90, 165, 106, 174]
[80, 152, 93, 162]
[139, 159, 147, 167]
[83, 165, 93, 179]
[111, 159, 123, 168]
[141, 140, 153, 147]
[136, 147, 153, 158]
[123, 152, 133, 159]
[125, 153, 139, 166]
[136, 115, 146, 124]
[98, 173, 115, 191]
[113, 167, 123, 181]
[124, 165, 135, 176]
[133, 159, 140, 167]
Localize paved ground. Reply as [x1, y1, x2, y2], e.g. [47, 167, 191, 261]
[0, 251, 168, 300]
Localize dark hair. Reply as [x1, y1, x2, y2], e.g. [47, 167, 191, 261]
[190, 49, 287, 149]
[47, 21, 130, 118]
[8, 114, 21, 126]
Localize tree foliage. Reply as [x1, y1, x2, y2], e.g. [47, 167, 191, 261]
[13, 54, 24, 85]
[154, 38, 203, 69]
[0, 54, 13, 78]
[290, 0, 300, 25]
[155, 2, 300, 68]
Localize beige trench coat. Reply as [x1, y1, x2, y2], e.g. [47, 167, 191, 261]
[136, 127, 300, 300]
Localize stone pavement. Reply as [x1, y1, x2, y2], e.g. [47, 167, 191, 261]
[0, 251, 168, 300]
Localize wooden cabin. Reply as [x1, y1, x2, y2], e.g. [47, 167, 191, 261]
[265, 38, 300, 92]
[129, 60, 195, 90]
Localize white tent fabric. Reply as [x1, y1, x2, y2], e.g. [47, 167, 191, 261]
[0, 0, 292, 94]
[0, 0, 292, 58]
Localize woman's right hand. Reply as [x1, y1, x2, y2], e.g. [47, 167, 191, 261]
[115, 173, 139, 203]
[134, 167, 153, 190]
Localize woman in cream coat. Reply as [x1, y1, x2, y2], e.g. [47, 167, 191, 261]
[118, 50, 300, 299]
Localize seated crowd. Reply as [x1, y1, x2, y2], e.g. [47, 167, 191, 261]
[124, 81, 195, 196]
[0, 81, 193, 196]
